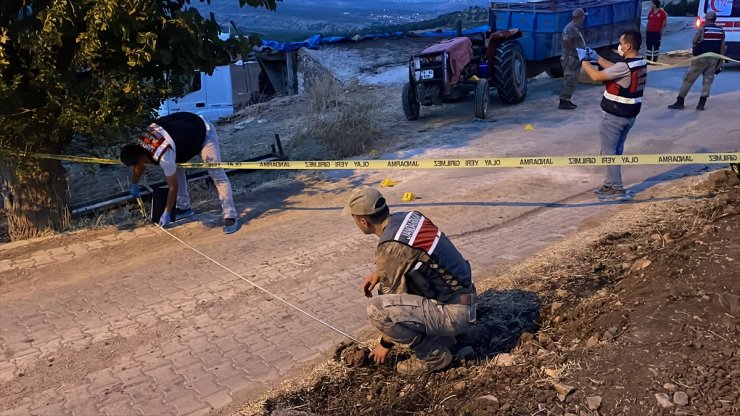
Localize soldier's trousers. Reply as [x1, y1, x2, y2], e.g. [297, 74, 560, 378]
[559, 56, 581, 101]
[366, 294, 474, 358]
[678, 57, 720, 98]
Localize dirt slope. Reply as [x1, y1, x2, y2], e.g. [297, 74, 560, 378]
[236, 170, 739, 416]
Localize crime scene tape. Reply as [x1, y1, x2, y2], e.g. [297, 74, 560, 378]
[693, 52, 740, 63]
[6, 151, 739, 169]
[178, 153, 740, 169]
[5, 151, 121, 165]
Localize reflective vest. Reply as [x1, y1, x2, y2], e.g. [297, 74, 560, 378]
[600, 57, 647, 119]
[137, 112, 208, 164]
[378, 211, 472, 301]
[692, 24, 725, 56]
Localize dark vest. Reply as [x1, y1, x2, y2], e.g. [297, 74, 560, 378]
[600, 57, 647, 119]
[693, 24, 725, 56]
[139, 112, 207, 164]
[379, 211, 472, 301]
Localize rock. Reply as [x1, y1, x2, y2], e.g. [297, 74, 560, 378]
[544, 368, 560, 379]
[704, 169, 740, 189]
[629, 258, 651, 274]
[555, 289, 568, 298]
[475, 395, 500, 413]
[586, 396, 602, 410]
[553, 382, 575, 397]
[453, 381, 467, 392]
[673, 391, 689, 406]
[551, 302, 563, 314]
[663, 382, 677, 392]
[655, 393, 674, 408]
[586, 335, 600, 349]
[493, 353, 517, 367]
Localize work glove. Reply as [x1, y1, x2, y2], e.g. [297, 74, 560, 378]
[585, 47, 600, 63]
[130, 183, 140, 198]
[158, 211, 171, 227]
[576, 48, 588, 62]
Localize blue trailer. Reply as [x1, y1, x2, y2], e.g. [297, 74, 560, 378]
[490, 0, 642, 78]
[401, 0, 642, 118]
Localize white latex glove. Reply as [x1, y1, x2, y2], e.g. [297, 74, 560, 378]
[576, 48, 588, 62]
[158, 211, 171, 227]
[585, 47, 601, 63]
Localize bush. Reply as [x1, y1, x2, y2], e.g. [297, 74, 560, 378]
[292, 76, 383, 160]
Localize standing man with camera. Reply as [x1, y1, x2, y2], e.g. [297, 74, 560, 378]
[579, 31, 647, 201]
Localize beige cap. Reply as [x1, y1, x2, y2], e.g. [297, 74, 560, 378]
[572, 8, 588, 17]
[705, 10, 717, 20]
[341, 187, 387, 216]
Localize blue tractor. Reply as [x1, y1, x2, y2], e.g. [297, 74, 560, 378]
[402, 0, 642, 120]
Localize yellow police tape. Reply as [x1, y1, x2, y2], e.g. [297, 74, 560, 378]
[6, 151, 121, 165]
[8, 151, 739, 169]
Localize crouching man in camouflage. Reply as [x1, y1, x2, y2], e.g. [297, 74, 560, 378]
[343, 187, 476, 375]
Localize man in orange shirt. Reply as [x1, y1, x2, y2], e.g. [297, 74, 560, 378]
[646, 0, 667, 62]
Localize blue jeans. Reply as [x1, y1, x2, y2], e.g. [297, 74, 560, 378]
[600, 111, 636, 189]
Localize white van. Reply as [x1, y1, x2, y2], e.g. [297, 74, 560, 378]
[696, 0, 740, 59]
[158, 65, 234, 122]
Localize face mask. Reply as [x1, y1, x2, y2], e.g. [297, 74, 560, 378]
[617, 44, 624, 56]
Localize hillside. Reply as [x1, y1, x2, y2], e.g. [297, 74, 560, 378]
[191, 0, 489, 41]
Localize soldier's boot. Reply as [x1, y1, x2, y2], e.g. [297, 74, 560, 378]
[667, 96, 685, 110]
[558, 100, 577, 110]
[696, 96, 707, 111]
[396, 347, 452, 375]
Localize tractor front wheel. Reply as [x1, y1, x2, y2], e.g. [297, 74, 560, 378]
[493, 40, 528, 104]
[474, 78, 489, 119]
[402, 82, 420, 120]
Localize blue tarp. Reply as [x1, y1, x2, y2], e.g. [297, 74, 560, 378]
[261, 34, 321, 52]
[259, 25, 491, 52]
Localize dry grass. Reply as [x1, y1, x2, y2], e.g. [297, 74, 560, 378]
[291, 76, 385, 160]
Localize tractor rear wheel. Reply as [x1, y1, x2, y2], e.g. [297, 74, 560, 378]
[493, 40, 528, 104]
[474, 78, 489, 119]
[402, 82, 420, 120]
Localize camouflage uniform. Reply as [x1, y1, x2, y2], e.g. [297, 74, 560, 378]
[366, 211, 476, 368]
[560, 21, 586, 101]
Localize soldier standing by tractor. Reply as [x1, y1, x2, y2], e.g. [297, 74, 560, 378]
[558, 8, 588, 110]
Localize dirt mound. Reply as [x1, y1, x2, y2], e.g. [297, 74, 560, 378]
[237, 171, 739, 416]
